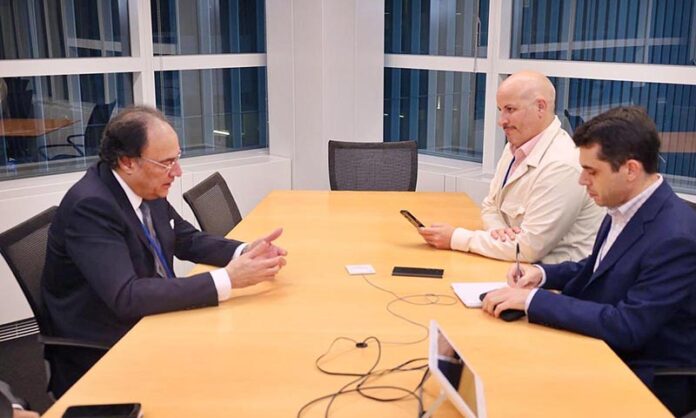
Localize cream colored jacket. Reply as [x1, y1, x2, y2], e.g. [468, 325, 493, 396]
[451, 117, 604, 263]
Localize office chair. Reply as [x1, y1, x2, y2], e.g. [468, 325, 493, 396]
[38, 101, 115, 161]
[0, 206, 109, 396]
[183, 172, 243, 237]
[683, 198, 696, 213]
[328, 140, 418, 191]
[563, 109, 585, 133]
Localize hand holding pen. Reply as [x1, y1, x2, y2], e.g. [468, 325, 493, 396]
[514, 243, 522, 283]
[505, 245, 543, 289]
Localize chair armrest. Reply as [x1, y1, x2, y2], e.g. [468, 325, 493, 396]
[654, 368, 696, 377]
[38, 334, 110, 351]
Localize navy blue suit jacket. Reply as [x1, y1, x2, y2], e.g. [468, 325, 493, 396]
[530, 181, 696, 387]
[42, 162, 241, 393]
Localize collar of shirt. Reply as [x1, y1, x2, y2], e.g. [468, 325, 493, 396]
[508, 116, 559, 170]
[607, 175, 663, 226]
[112, 169, 144, 223]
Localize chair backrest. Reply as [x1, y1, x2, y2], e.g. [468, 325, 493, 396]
[683, 198, 696, 213]
[328, 140, 418, 191]
[83, 101, 116, 156]
[564, 109, 585, 133]
[183, 172, 242, 237]
[0, 206, 57, 334]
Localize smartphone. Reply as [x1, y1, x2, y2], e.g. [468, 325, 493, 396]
[392, 266, 444, 279]
[400, 209, 425, 228]
[62, 403, 142, 418]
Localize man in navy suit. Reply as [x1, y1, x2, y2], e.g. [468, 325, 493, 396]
[42, 106, 287, 397]
[482, 106, 696, 416]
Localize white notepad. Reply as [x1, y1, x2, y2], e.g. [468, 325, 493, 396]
[451, 282, 507, 308]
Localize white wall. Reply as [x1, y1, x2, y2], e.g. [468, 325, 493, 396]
[0, 150, 291, 325]
[266, 0, 384, 190]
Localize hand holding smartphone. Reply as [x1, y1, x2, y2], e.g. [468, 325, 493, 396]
[400, 209, 425, 228]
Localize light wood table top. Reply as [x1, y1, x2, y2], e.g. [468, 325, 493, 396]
[41, 191, 671, 418]
[0, 118, 75, 137]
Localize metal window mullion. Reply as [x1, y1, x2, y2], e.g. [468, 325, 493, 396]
[257, 68, 267, 147]
[129, 0, 155, 107]
[641, 0, 653, 63]
[442, 70, 454, 152]
[428, 0, 439, 55]
[410, 0, 421, 53]
[426, 70, 437, 150]
[408, 69, 419, 142]
[197, 1, 215, 148]
[230, 69, 243, 148]
[389, 69, 401, 139]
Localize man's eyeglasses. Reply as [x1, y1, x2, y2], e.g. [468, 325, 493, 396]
[139, 151, 182, 174]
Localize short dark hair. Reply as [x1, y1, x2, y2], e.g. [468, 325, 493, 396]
[99, 106, 172, 168]
[572, 106, 660, 173]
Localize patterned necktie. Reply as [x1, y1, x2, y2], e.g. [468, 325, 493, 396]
[139, 202, 171, 278]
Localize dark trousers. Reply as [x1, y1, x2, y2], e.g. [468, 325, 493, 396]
[46, 346, 107, 398]
[652, 375, 696, 417]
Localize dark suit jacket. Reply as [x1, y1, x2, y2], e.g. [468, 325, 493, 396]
[42, 162, 241, 394]
[530, 181, 696, 388]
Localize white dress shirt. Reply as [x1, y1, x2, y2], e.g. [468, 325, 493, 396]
[526, 175, 664, 312]
[112, 170, 244, 301]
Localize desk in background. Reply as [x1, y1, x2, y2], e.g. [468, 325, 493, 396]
[41, 191, 671, 417]
[0, 118, 75, 163]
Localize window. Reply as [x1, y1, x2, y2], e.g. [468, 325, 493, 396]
[152, 0, 265, 55]
[553, 76, 696, 192]
[385, 0, 489, 162]
[0, 73, 133, 180]
[155, 68, 268, 156]
[511, 0, 695, 65]
[0, 0, 267, 180]
[386, 0, 488, 57]
[0, 0, 130, 59]
[386, 0, 696, 193]
[384, 69, 485, 161]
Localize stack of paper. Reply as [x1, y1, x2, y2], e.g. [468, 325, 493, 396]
[451, 282, 507, 308]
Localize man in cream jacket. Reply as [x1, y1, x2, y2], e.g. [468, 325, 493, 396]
[419, 71, 604, 263]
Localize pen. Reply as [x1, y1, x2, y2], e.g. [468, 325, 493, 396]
[515, 243, 521, 283]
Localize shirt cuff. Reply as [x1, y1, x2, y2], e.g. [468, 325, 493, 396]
[450, 227, 474, 252]
[211, 268, 232, 302]
[12, 403, 24, 410]
[524, 265, 546, 313]
[233, 243, 247, 259]
[533, 264, 547, 287]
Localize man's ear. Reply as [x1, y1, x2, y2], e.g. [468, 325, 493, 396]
[118, 156, 136, 175]
[536, 98, 547, 114]
[625, 159, 643, 179]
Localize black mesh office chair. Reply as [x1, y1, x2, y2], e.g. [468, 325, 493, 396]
[682, 198, 696, 212]
[328, 140, 418, 191]
[38, 101, 115, 160]
[183, 172, 243, 237]
[564, 109, 585, 133]
[0, 206, 108, 396]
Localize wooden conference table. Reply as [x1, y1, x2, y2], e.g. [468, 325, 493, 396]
[42, 191, 670, 417]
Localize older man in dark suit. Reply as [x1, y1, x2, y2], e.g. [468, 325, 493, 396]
[482, 106, 696, 416]
[42, 106, 287, 397]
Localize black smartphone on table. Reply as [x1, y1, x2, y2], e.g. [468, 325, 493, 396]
[400, 209, 425, 228]
[392, 266, 444, 279]
[62, 403, 142, 418]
